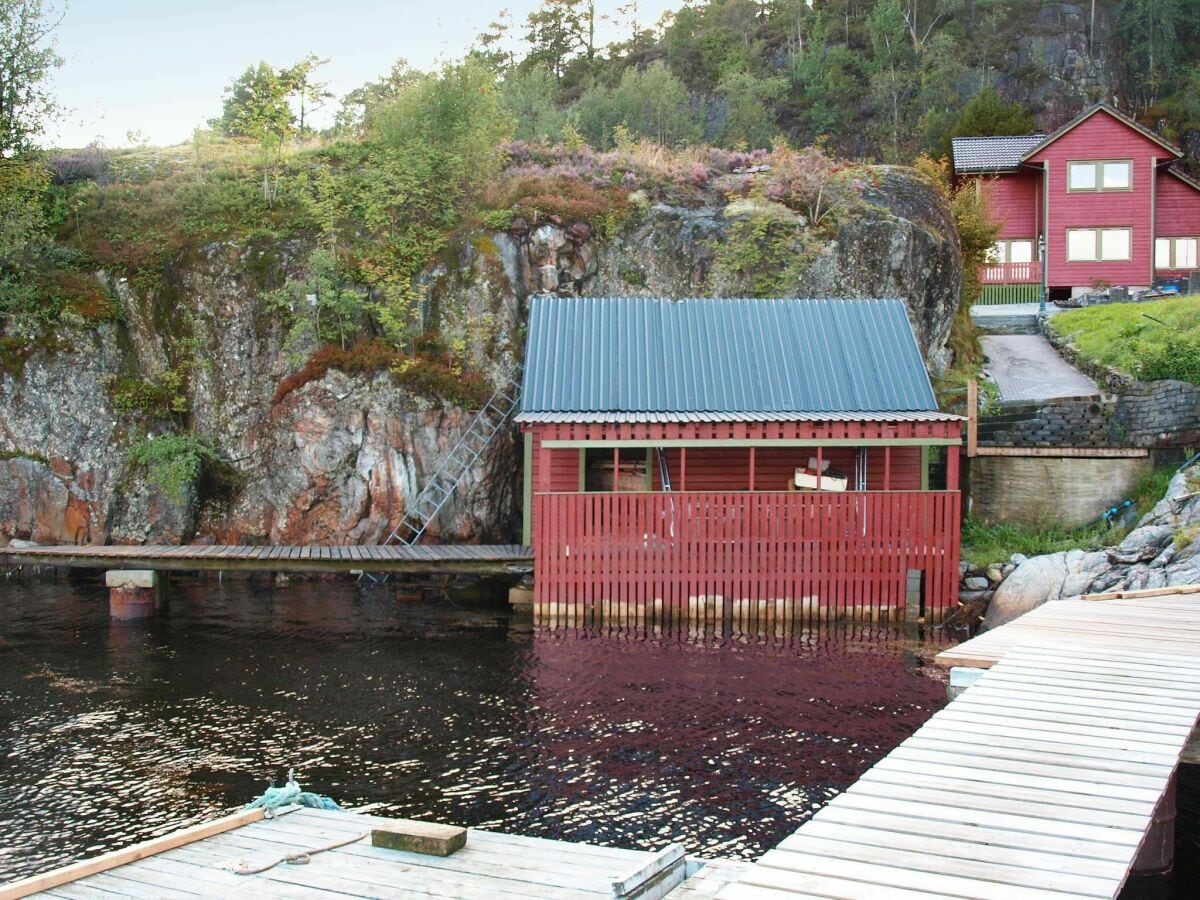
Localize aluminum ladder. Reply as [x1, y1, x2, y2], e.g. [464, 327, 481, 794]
[386, 362, 522, 546]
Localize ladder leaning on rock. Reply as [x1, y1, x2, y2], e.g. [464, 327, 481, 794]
[365, 363, 523, 583]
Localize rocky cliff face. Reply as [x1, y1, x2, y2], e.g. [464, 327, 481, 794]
[431, 165, 961, 366]
[0, 165, 960, 547]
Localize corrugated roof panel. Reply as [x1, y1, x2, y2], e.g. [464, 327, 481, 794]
[517, 297, 943, 423]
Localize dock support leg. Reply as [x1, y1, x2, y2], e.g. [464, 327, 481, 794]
[106, 570, 163, 620]
[947, 667, 985, 701]
[904, 569, 924, 637]
[1132, 770, 1176, 875]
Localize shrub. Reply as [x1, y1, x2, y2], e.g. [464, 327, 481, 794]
[109, 370, 188, 416]
[49, 146, 113, 186]
[127, 434, 221, 503]
[271, 339, 492, 408]
[1133, 337, 1200, 384]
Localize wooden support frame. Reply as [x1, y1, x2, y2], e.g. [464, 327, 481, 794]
[522, 432, 534, 546]
[967, 379, 979, 458]
[542, 437, 961, 449]
[975, 447, 1149, 458]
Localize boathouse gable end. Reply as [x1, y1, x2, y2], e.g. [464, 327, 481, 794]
[517, 297, 963, 622]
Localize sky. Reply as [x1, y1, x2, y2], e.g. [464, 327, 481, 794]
[43, 0, 681, 149]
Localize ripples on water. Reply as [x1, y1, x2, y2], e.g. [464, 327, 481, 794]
[1, 573, 950, 881]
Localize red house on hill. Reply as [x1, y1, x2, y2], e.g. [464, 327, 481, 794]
[516, 296, 963, 624]
[952, 104, 1200, 303]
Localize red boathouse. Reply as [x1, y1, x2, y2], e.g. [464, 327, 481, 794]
[517, 297, 964, 623]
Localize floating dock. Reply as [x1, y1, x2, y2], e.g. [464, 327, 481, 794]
[712, 591, 1200, 899]
[1, 806, 751, 900]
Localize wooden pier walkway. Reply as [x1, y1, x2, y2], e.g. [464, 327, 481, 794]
[715, 592, 1200, 899]
[0, 543, 534, 575]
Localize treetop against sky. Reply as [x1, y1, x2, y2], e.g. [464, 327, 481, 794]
[46, 0, 679, 148]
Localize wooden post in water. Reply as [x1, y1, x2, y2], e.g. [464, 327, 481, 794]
[1132, 771, 1176, 875]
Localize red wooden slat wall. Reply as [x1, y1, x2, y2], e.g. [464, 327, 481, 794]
[533, 491, 961, 622]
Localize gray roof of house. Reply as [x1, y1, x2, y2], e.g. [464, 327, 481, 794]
[952, 134, 1046, 173]
[516, 297, 954, 424]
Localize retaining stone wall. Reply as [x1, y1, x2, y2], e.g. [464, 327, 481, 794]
[1112, 380, 1200, 447]
[979, 382, 1200, 449]
[978, 399, 1114, 448]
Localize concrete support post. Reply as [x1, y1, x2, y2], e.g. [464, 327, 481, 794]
[1132, 770, 1177, 875]
[904, 568, 924, 623]
[508, 585, 534, 614]
[947, 666, 985, 701]
[106, 570, 163, 620]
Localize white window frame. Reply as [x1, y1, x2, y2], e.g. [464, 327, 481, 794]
[987, 239, 1035, 265]
[1007, 239, 1034, 264]
[1066, 227, 1133, 262]
[1156, 236, 1199, 269]
[1067, 160, 1133, 192]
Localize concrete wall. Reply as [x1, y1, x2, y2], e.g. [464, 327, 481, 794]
[968, 454, 1151, 528]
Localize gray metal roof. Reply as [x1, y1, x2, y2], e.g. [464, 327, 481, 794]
[516, 297, 948, 424]
[952, 134, 1045, 173]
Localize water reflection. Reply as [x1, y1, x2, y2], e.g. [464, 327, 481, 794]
[0, 574, 945, 882]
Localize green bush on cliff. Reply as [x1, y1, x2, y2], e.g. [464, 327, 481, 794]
[127, 433, 223, 503]
[109, 370, 189, 417]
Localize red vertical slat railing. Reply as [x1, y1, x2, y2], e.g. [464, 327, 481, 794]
[533, 491, 960, 622]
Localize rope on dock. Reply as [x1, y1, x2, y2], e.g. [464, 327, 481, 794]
[232, 831, 369, 875]
[245, 768, 341, 815]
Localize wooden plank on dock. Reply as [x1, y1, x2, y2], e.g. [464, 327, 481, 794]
[15, 808, 674, 899]
[1, 542, 533, 575]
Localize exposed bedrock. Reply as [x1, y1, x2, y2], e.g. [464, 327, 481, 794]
[1, 166, 959, 546]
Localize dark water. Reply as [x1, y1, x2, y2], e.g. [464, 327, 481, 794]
[0, 573, 947, 882]
[0, 575, 1194, 897]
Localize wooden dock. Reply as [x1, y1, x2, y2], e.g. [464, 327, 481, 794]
[2, 806, 750, 900]
[714, 592, 1200, 899]
[0, 543, 534, 575]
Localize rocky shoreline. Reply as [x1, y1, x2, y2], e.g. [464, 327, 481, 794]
[961, 465, 1200, 632]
